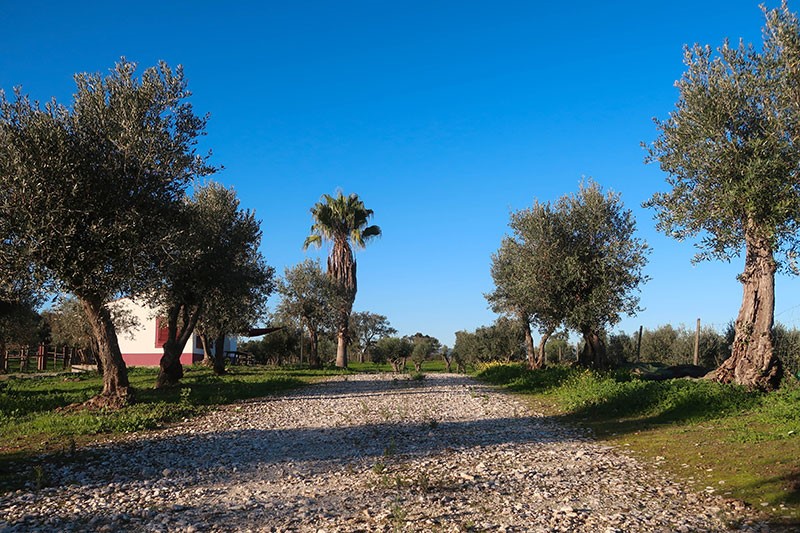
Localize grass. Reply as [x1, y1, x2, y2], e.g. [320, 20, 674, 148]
[0, 364, 350, 489]
[475, 362, 800, 528]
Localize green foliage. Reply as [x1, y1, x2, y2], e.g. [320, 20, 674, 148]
[303, 190, 381, 310]
[239, 328, 301, 365]
[0, 366, 315, 461]
[475, 362, 774, 429]
[0, 297, 43, 347]
[407, 332, 441, 370]
[0, 59, 216, 397]
[373, 336, 413, 371]
[190, 182, 275, 341]
[489, 180, 649, 368]
[646, 4, 800, 267]
[487, 199, 564, 342]
[275, 259, 339, 366]
[453, 317, 525, 367]
[773, 323, 800, 378]
[475, 362, 573, 393]
[349, 311, 396, 362]
[0, 59, 213, 301]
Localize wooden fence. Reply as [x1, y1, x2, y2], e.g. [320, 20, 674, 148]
[0, 344, 96, 373]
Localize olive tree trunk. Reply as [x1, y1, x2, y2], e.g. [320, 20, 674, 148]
[712, 229, 782, 390]
[212, 335, 227, 375]
[199, 333, 213, 366]
[535, 327, 554, 369]
[521, 316, 536, 369]
[579, 329, 609, 370]
[158, 338, 185, 387]
[80, 296, 133, 407]
[156, 304, 202, 388]
[307, 326, 321, 369]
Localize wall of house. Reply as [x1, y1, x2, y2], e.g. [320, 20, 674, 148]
[112, 298, 204, 367]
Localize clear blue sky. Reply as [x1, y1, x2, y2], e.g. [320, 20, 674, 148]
[3, 1, 800, 346]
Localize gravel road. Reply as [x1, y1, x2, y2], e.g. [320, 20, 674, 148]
[0, 373, 766, 532]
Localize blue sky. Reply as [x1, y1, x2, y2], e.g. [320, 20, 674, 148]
[3, 1, 799, 346]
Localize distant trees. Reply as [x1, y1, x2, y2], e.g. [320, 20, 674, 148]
[304, 192, 381, 368]
[349, 311, 396, 363]
[0, 60, 213, 406]
[453, 317, 526, 368]
[275, 259, 338, 368]
[646, 4, 800, 390]
[374, 336, 413, 372]
[408, 333, 441, 372]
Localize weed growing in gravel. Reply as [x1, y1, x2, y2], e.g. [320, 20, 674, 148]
[32, 465, 48, 489]
[373, 462, 386, 474]
[383, 438, 397, 457]
[389, 501, 407, 531]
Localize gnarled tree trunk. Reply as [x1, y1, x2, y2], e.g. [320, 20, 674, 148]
[199, 333, 213, 367]
[307, 326, 321, 369]
[212, 335, 227, 375]
[80, 296, 133, 407]
[521, 315, 536, 369]
[579, 329, 609, 370]
[156, 304, 202, 388]
[712, 228, 782, 390]
[535, 327, 554, 369]
[158, 338, 185, 386]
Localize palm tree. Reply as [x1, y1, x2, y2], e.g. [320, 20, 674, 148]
[304, 191, 381, 367]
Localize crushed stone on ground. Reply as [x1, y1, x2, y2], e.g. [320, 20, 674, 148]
[0, 373, 768, 531]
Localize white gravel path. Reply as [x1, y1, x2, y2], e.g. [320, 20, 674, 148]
[0, 373, 765, 532]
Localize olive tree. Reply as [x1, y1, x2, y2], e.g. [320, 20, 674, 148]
[557, 181, 650, 369]
[349, 311, 397, 363]
[276, 259, 338, 368]
[408, 332, 441, 372]
[487, 200, 568, 369]
[645, 3, 800, 389]
[152, 182, 273, 386]
[0, 60, 212, 406]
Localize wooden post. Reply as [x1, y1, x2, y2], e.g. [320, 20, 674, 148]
[37, 343, 46, 371]
[693, 318, 701, 366]
[636, 325, 643, 362]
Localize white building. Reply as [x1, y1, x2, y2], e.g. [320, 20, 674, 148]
[113, 298, 236, 367]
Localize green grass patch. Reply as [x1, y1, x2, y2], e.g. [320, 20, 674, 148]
[475, 363, 800, 528]
[0, 364, 344, 486]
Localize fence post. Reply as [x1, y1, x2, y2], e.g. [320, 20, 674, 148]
[693, 318, 701, 366]
[636, 325, 643, 362]
[37, 343, 45, 371]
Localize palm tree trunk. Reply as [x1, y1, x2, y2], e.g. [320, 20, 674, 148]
[336, 327, 348, 368]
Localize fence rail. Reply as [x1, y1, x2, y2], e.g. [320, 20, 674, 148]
[0, 344, 96, 373]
